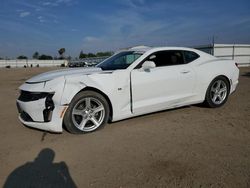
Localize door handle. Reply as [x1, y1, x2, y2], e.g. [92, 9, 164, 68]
[180, 70, 190, 74]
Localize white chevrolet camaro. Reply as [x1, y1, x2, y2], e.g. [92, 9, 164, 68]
[16, 46, 239, 133]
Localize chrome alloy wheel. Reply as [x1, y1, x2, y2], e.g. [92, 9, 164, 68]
[71, 97, 105, 132]
[210, 80, 227, 105]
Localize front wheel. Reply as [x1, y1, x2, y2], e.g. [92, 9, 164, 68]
[63, 91, 110, 134]
[204, 76, 230, 108]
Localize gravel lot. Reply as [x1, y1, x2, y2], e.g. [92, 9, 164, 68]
[0, 67, 249, 188]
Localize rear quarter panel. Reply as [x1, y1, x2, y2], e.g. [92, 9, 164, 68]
[193, 58, 239, 101]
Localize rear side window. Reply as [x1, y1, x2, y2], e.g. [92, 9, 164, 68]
[183, 51, 200, 63]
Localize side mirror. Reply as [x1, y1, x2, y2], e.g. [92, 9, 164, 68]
[141, 61, 156, 70]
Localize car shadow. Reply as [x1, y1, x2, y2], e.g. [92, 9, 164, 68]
[3, 148, 77, 188]
[241, 72, 250, 77]
[111, 105, 194, 124]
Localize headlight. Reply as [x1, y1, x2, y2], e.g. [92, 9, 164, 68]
[18, 90, 51, 102]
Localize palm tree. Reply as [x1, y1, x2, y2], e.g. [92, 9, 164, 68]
[58, 48, 66, 59]
[33, 52, 39, 59]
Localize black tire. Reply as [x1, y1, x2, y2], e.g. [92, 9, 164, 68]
[204, 76, 230, 108]
[63, 90, 110, 134]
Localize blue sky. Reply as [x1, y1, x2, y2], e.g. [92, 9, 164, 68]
[0, 0, 250, 58]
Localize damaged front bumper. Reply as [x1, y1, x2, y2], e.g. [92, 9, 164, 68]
[16, 90, 67, 133]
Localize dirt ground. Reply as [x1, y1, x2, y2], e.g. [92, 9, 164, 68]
[0, 66, 249, 188]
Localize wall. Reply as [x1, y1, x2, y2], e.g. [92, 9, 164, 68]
[213, 44, 250, 67]
[0, 60, 68, 68]
[196, 44, 250, 67]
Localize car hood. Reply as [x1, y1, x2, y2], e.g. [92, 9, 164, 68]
[26, 67, 103, 83]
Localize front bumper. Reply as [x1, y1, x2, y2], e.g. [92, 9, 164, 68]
[16, 92, 68, 133]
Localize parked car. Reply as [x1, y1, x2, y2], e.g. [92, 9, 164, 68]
[68, 61, 87, 67]
[16, 46, 239, 133]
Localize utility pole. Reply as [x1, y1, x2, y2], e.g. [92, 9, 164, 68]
[212, 35, 215, 55]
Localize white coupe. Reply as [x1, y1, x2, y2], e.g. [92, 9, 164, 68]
[16, 46, 239, 133]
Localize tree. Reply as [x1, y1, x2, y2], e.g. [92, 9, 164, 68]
[38, 54, 53, 60]
[17, 55, 28, 60]
[78, 51, 113, 59]
[33, 52, 39, 59]
[87, 53, 96, 58]
[58, 48, 65, 59]
[96, 51, 112, 57]
[79, 50, 87, 59]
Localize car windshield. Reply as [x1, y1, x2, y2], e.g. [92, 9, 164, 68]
[96, 51, 143, 70]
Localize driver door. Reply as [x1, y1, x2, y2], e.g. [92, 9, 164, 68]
[131, 50, 195, 115]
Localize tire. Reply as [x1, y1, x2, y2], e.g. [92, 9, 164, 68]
[204, 76, 230, 108]
[63, 91, 110, 134]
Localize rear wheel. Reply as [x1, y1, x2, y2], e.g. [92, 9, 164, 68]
[64, 91, 110, 134]
[204, 76, 230, 108]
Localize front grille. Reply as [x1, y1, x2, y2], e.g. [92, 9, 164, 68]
[18, 91, 49, 102]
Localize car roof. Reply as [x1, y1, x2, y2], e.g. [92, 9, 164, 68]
[128, 46, 212, 57]
[130, 46, 200, 52]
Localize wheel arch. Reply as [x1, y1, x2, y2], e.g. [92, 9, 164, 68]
[211, 74, 231, 92]
[201, 74, 231, 102]
[203, 74, 231, 108]
[77, 87, 113, 122]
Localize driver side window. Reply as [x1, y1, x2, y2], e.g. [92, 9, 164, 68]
[114, 54, 141, 65]
[146, 50, 185, 67]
